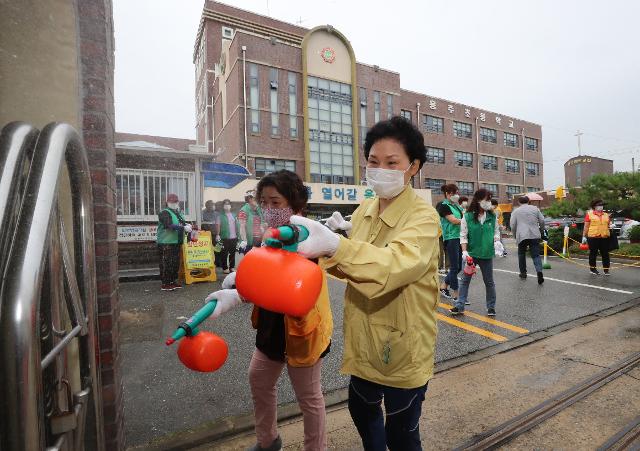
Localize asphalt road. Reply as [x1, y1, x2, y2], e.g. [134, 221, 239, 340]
[120, 241, 639, 447]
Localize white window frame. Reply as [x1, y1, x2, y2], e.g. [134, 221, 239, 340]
[116, 168, 196, 222]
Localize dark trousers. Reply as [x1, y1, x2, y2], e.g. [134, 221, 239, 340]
[444, 238, 462, 290]
[220, 238, 238, 270]
[517, 239, 543, 274]
[348, 376, 428, 451]
[588, 237, 610, 269]
[158, 244, 180, 284]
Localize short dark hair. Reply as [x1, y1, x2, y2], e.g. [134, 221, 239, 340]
[590, 198, 604, 208]
[256, 169, 308, 214]
[222, 198, 231, 205]
[364, 116, 427, 169]
[490, 198, 499, 206]
[205, 200, 213, 207]
[518, 196, 530, 204]
[441, 183, 458, 195]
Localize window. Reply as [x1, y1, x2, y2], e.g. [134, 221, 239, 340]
[423, 115, 444, 134]
[457, 181, 474, 196]
[525, 162, 540, 176]
[455, 151, 473, 167]
[576, 163, 582, 185]
[426, 147, 445, 164]
[254, 158, 296, 178]
[400, 109, 412, 122]
[116, 169, 195, 221]
[453, 121, 472, 139]
[269, 68, 279, 135]
[373, 91, 381, 123]
[307, 76, 354, 184]
[288, 72, 297, 138]
[481, 155, 498, 170]
[249, 64, 260, 133]
[425, 178, 445, 190]
[506, 185, 522, 199]
[504, 132, 519, 148]
[482, 183, 498, 197]
[505, 159, 520, 173]
[480, 127, 497, 143]
[525, 137, 538, 151]
[527, 187, 540, 193]
[387, 94, 393, 119]
[360, 87, 367, 143]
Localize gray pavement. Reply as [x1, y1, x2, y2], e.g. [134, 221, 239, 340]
[120, 240, 639, 447]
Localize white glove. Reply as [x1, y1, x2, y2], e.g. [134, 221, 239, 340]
[462, 250, 470, 261]
[183, 224, 193, 233]
[221, 271, 236, 289]
[204, 289, 243, 319]
[239, 240, 247, 250]
[216, 235, 221, 242]
[581, 237, 587, 244]
[326, 211, 352, 233]
[289, 215, 340, 258]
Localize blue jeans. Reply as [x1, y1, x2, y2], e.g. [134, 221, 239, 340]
[444, 238, 462, 291]
[348, 376, 428, 451]
[518, 239, 542, 274]
[455, 257, 496, 311]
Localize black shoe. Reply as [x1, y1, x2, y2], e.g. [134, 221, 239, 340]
[440, 288, 452, 299]
[519, 273, 527, 279]
[449, 306, 463, 316]
[590, 269, 600, 276]
[487, 308, 496, 317]
[537, 272, 544, 284]
[247, 435, 282, 451]
[603, 269, 610, 276]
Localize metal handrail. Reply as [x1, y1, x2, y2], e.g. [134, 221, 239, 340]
[0, 122, 104, 450]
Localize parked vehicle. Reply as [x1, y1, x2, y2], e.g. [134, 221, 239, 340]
[619, 219, 640, 239]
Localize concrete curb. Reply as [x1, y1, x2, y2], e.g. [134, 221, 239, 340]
[127, 297, 640, 451]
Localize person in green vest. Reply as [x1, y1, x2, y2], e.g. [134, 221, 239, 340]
[216, 198, 240, 274]
[237, 193, 265, 254]
[436, 183, 464, 302]
[450, 188, 500, 317]
[157, 193, 191, 291]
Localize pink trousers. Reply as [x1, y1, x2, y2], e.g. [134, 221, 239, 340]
[248, 348, 326, 450]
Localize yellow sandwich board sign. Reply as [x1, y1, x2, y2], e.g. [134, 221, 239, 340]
[180, 231, 216, 284]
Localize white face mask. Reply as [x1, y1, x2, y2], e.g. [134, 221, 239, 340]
[594, 205, 604, 212]
[461, 201, 468, 209]
[450, 194, 460, 203]
[224, 204, 231, 212]
[168, 202, 179, 210]
[480, 200, 493, 211]
[365, 164, 413, 199]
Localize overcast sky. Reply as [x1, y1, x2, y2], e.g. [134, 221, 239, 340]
[114, 0, 640, 188]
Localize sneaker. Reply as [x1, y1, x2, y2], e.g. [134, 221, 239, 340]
[590, 269, 600, 276]
[439, 288, 452, 299]
[519, 273, 527, 279]
[223, 269, 230, 274]
[537, 272, 544, 285]
[449, 306, 463, 316]
[464, 299, 470, 306]
[603, 269, 610, 276]
[171, 283, 183, 289]
[247, 435, 282, 451]
[502, 252, 508, 257]
[487, 308, 496, 317]
[161, 284, 176, 291]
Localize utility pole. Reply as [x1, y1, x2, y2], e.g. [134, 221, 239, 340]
[575, 130, 583, 156]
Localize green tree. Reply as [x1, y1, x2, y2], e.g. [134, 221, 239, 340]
[544, 172, 640, 220]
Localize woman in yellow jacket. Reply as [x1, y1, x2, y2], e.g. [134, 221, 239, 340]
[291, 117, 440, 451]
[205, 170, 333, 451]
[582, 198, 612, 275]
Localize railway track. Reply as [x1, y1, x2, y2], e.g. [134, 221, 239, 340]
[453, 352, 640, 451]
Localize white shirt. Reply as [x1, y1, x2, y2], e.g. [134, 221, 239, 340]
[460, 211, 501, 245]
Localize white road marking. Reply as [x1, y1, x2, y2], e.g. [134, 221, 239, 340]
[494, 268, 633, 294]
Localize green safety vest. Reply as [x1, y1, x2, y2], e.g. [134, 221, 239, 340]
[465, 211, 496, 259]
[157, 208, 184, 244]
[240, 203, 263, 246]
[219, 212, 239, 239]
[440, 200, 463, 241]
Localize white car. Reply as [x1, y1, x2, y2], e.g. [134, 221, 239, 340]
[619, 219, 640, 239]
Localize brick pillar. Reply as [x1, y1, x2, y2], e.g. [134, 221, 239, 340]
[76, 0, 124, 449]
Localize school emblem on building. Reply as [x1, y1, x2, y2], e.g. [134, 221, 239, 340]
[320, 47, 336, 63]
